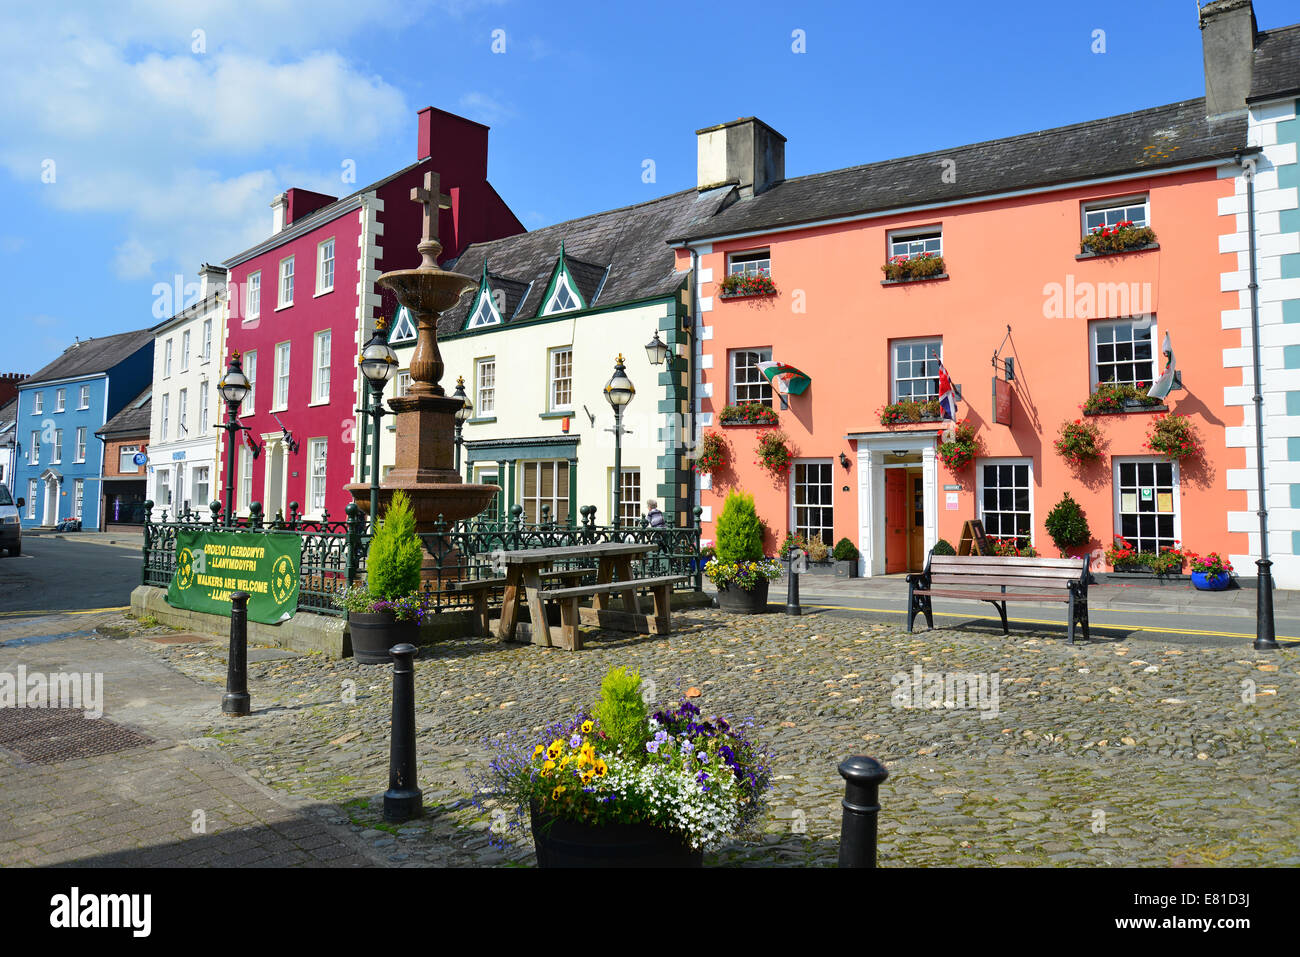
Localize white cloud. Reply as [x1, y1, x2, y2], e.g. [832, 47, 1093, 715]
[457, 91, 516, 125]
[113, 238, 157, 280]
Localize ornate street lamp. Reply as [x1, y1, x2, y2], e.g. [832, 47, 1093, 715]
[358, 318, 398, 531]
[645, 330, 670, 367]
[452, 375, 473, 478]
[603, 353, 635, 529]
[217, 352, 251, 526]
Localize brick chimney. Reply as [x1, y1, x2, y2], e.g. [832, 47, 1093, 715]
[270, 192, 288, 233]
[696, 117, 786, 198]
[1199, 0, 1257, 118]
[0, 372, 26, 408]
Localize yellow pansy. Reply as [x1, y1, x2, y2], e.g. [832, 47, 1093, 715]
[594, 759, 608, 777]
[581, 720, 594, 734]
[551, 785, 566, 799]
[542, 759, 556, 772]
[533, 744, 545, 759]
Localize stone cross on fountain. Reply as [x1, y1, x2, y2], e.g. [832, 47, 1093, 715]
[411, 171, 452, 270]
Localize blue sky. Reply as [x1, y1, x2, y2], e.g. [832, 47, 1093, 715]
[2, 0, 1296, 371]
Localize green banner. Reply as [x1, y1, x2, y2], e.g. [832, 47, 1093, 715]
[166, 530, 301, 624]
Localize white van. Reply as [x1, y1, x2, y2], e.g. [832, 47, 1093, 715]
[0, 485, 22, 556]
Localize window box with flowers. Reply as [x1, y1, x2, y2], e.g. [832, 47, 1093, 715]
[1081, 382, 1164, 416]
[1105, 536, 1185, 576]
[1145, 413, 1202, 462]
[881, 253, 946, 284]
[879, 398, 942, 426]
[1055, 418, 1104, 467]
[719, 403, 779, 426]
[718, 271, 778, 299]
[1078, 222, 1158, 258]
[989, 537, 1039, 558]
[937, 420, 980, 472]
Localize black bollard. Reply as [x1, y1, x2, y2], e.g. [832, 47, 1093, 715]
[785, 548, 803, 616]
[383, 643, 423, 823]
[838, 755, 889, 868]
[222, 591, 251, 716]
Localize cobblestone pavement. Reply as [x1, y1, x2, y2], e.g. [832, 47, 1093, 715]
[126, 607, 1300, 867]
[0, 615, 380, 868]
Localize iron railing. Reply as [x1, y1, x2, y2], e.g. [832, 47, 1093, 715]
[141, 500, 703, 619]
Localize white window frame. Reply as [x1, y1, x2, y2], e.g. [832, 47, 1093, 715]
[242, 350, 257, 416]
[33, 392, 42, 414]
[29, 430, 38, 465]
[199, 381, 209, 434]
[75, 427, 86, 463]
[548, 346, 573, 412]
[181, 330, 191, 372]
[891, 337, 943, 403]
[273, 341, 290, 411]
[608, 466, 641, 525]
[1082, 195, 1149, 236]
[475, 357, 495, 416]
[1113, 456, 1181, 555]
[51, 428, 63, 464]
[160, 393, 170, 441]
[311, 330, 331, 404]
[239, 446, 253, 511]
[1089, 318, 1158, 391]
[27, 479, 37, 519]
[977, 458, 1034, 547]
[467, 285, 502, 328]
[164, 338, 173, 378]
[73, 478, 83, 520]
[119, 445, 139, 474]
[727, 249, 771, 276]
[245, 271, 261, 320]
[78, 384, 90, 409]
[790, 459, 834, 546]
[278, 256, 295, 308]
[394, 370, 412, 398]
[193, 466, 210, 510]
[178, 388, 188, 437]
[55, 388, 65, 413]
[157, 468, 171, 507]
[202, 318, 213, 362]
[389, 308, 417, 343]
[316, 238, 335, 295]
[888, 227, 943, 260]
[728, 347, 772, 406]
[308, 437, 328, 514]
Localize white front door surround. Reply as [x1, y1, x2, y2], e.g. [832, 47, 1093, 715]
[849, 431, 938, 577]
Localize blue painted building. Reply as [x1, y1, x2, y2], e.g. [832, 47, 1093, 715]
[11, 329, 154, 529]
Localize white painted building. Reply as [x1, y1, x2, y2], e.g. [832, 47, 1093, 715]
[146, 265, 229, 520]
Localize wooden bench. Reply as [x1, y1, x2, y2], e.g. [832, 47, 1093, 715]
[906, 554, 1091, 644]
[537, 575, 688, 650]
[450, 568, 590, 637]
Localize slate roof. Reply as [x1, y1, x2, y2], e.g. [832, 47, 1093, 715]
[0, 398, 16, 444]
[96, 388, 151, 438]
[24, 328, 155, 387]
[670, 98, 1249, 243]
[439, 187, 733, 337]
[1249, 23, 1300, 102]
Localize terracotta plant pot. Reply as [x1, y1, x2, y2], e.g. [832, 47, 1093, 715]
[348, 610, 419, 664]
[529, 801, 702, 868]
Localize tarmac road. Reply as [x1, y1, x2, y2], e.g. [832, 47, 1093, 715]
[0, 534, 140, 621]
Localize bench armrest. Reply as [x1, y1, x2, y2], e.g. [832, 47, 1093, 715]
[906, 571, 929, 587]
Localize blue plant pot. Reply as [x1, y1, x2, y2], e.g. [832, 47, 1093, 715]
[1191, 571, 1231, 591]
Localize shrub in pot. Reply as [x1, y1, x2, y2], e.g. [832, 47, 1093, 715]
[931, 538, 957, 556]
[708, 491, 779, 612]
[473, 667, 772, 867]
[337, 490, 427, 663]
[832, 537, 860, 577]
[1045, 493, 1091, 556]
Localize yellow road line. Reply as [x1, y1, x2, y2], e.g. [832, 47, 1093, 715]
[0, 605, 129, 619]
[804, 603, 1299, 642]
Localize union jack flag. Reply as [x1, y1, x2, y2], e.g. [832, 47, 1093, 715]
[934, 350, 958, 422]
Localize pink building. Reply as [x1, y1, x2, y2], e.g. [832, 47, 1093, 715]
[220, 108, 523, 521]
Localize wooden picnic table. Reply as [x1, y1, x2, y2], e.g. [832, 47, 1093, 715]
[495, 542, 655, 645]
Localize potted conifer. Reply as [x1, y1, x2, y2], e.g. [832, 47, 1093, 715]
[336, 489, 427, 664]
[705, 490, 780, 613]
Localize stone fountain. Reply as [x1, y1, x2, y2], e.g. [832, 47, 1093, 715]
[346, 170, 499, 531]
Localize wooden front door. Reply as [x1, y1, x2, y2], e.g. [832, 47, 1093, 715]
[907, 471, 925, 571]
[885, 470, 907, 573]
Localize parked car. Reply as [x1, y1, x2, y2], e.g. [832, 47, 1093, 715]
[0, 486, 22, 556]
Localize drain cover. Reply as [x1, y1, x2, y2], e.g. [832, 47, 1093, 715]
[0, 708, 153, 764]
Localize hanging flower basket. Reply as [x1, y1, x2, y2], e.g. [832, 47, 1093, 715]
[1145, 413, 1202, 461]
[1054, 418, 1104, 467]
[755, 429, 794, 477]
[936, 420, 979, 472]
[693, 432, 727, 475]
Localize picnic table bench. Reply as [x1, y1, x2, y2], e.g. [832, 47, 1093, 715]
[906, 553, 1091, 644]
[492, 542, 687, 650]
[449, 568, 589, 637]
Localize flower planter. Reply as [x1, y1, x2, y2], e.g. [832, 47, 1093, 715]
[348, 610, 419, 664]
[1191, 571, 1232, 591]
[715, 578, 769, 614]
[782, 559, 857, 578]
[529, 800, 702, 868]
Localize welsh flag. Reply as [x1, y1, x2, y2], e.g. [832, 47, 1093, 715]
[756, 360, 811, 396]
[934, 350, 958, 422]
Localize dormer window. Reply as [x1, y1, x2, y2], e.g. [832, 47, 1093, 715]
[388, 306, 417, 345]
[543, 272, 580, 315]
[468, 285, 502, 328]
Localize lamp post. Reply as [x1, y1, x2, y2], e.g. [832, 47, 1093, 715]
[453, 375, 473, 479]
[358, 319, 398, 531]
[603, 353, 635, 529]
[645, 330, 671, 368]
[217, 353, 251, 527]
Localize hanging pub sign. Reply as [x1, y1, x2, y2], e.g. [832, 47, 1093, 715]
[166, 529, 301, 624]
[992, 376, 1012, 426]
